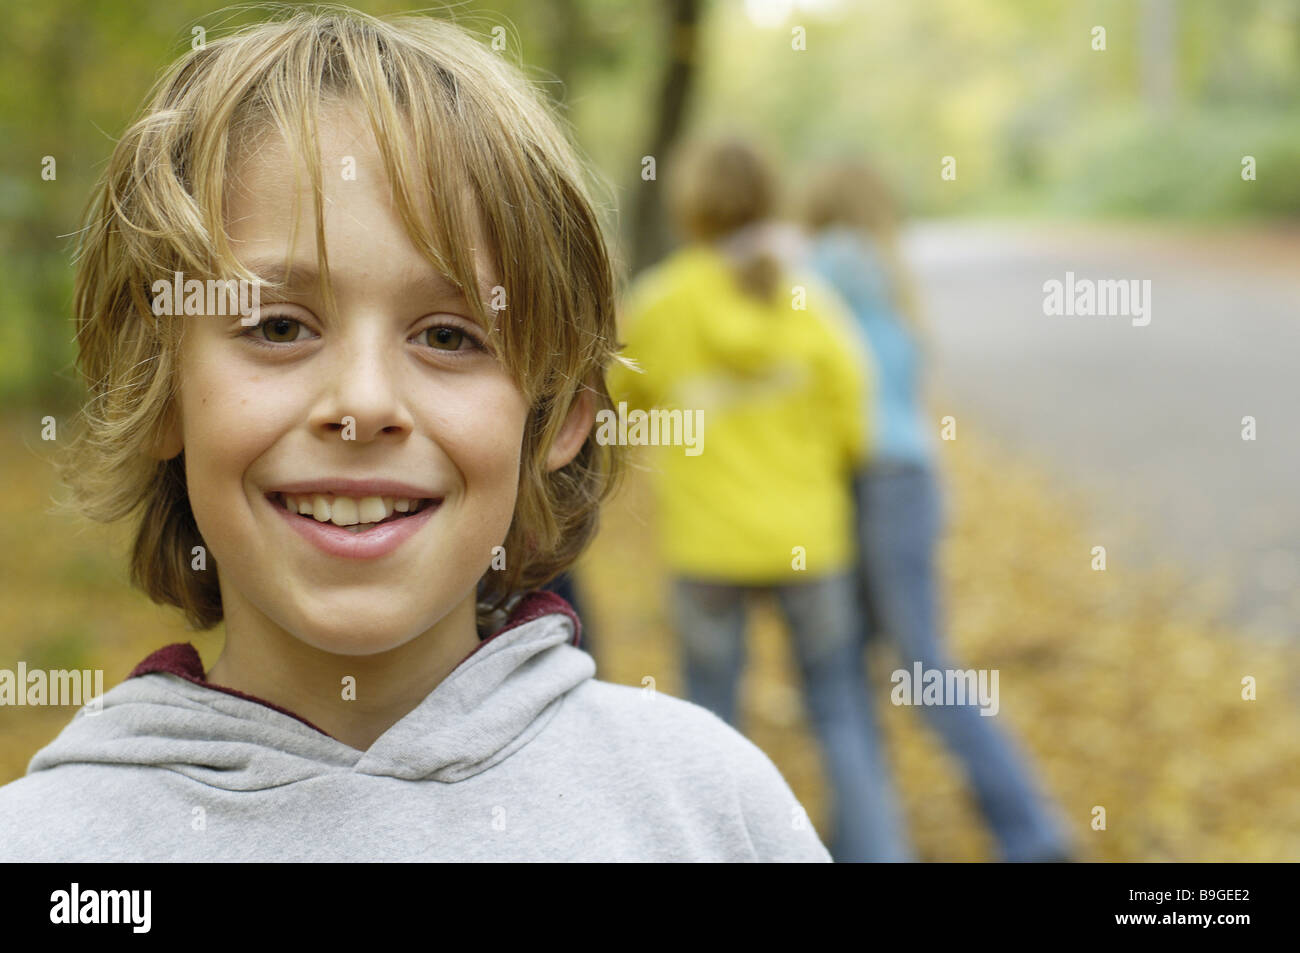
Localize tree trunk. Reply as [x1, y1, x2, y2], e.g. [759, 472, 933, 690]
[630, 0, 701, 274]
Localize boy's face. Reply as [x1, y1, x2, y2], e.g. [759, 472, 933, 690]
[165, 106, 539, 655]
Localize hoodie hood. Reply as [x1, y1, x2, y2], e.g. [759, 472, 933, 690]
[712, 221, 809, 272]
[657, 223, 820, 378]
[26, 591, 594, 790]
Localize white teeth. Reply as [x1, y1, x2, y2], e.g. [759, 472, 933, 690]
[312, 495, 332, 522]
[358, 496, 388, 524]
[330, 497, 359, 526]
[278, 492, 429, 528]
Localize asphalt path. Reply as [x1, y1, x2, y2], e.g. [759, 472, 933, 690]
[902, 220, 1300, 639]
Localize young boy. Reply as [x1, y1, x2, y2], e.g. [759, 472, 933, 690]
[0, 7, 829, 862]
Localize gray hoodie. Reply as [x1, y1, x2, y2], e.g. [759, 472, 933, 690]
[0, 592, 831, 862]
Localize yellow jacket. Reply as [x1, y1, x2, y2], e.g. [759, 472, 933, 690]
[607, 243, 870, 581]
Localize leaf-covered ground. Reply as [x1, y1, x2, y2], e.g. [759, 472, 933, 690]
[2, 415, 1296, 860]
[578, 438, 1300, 862]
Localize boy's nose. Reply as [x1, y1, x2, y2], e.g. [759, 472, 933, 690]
[313, 332, 415, 442]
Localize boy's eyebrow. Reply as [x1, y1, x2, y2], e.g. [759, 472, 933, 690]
[241, 257, 472, 301]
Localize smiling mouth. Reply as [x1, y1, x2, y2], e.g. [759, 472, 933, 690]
[269, 492, 440, 533]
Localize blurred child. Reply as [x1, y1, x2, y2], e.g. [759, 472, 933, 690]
[610, 136, 912, 862]
[800, 158, 1073, 862]
[0, 8, 831, 862]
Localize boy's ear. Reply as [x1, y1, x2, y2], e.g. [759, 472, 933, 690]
[148, 403, 184, 461]
[544, 385, 596, 472]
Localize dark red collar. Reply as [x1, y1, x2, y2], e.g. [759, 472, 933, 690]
[127, 590, 581, 740]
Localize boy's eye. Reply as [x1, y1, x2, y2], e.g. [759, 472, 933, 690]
[256, 317, 308, 343]
[418, 325, 474, 351]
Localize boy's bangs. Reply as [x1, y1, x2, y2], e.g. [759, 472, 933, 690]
[196, 21, 501, 355]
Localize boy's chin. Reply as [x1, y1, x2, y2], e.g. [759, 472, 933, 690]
[291, 630, 419, 658]
[282, 600, 468, 657]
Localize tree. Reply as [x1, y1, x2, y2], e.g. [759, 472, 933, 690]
[629, 0, 701, 273]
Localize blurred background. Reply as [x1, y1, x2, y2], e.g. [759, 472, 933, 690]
[1, 0, 1298, 859]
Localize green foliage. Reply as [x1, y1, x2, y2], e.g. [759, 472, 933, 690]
[1045, 107, 1300, 218]
[698, 0, 1300, 219]
[1, 0, 1297, 401]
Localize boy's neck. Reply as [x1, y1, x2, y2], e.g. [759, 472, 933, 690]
[203, 596, 482, 752]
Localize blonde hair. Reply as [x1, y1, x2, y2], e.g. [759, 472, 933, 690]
[667, 135, 781, 302]
[61, 5, 623, 631]
[799, 158, 924, 334]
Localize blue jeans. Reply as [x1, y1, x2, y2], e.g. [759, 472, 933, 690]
[856, 461, 1071, 862]
[671, 573, 913, 862]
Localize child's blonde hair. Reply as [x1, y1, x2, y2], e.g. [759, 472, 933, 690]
[61, 5, 623, 630]
[667, 135, 781, 302]
[798, 158, 924, 335]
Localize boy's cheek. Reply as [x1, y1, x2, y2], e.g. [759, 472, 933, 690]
[182, 357, 306, 446]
